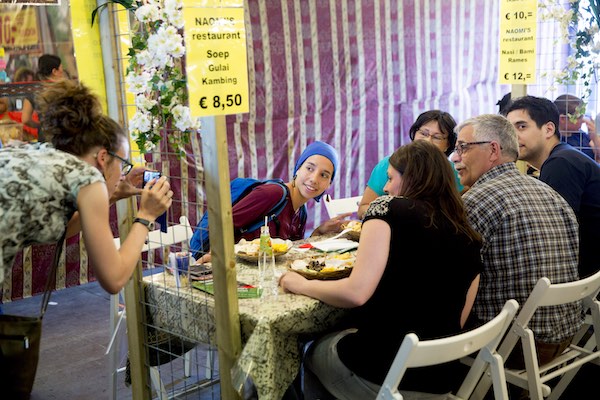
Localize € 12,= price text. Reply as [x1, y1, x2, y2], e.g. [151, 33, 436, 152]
[199, 94, 243, 110]
[503, 72, 531, 81]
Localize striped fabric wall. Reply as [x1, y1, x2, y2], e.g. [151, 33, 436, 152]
[8, 0, 568, 302]
[226, 0, 508, 231]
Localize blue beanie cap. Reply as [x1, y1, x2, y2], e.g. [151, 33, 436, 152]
[293, 141, 338, 202]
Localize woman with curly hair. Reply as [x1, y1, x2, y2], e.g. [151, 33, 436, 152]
[0, 79, 172, 294]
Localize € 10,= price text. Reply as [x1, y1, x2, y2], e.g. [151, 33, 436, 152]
[199, 94, 243, 110]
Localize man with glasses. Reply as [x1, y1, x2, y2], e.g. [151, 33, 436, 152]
[506, 95, 600, 279]
[451, 114, 582, 376]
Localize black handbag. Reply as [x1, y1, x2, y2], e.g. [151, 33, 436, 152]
[0, 233, 65, 400]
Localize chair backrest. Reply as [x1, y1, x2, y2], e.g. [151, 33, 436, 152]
[377, 299, 519, 400]
[113, 216, 193, 253]
[470, 269, 600, 400]
[497, 271, 600, 361]
[145, 216, 193, 252]
[323, 194, 362, 218]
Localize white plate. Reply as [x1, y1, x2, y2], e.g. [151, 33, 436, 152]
[234, 238, 293, 262]
[309, 238, 359, 253]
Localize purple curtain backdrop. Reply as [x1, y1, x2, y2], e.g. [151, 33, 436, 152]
[4, 0, 509, 302]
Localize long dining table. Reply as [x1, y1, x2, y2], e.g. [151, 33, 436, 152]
[143, 239, 355, 400]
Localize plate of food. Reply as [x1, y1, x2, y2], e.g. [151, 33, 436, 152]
[288, 252, 355, 280]
[341, 220, 362, 241]
[234, 238, 293, 263]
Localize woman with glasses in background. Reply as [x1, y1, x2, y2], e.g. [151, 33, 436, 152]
[0, 80, 172, 295]
[358, 110, 462, 218]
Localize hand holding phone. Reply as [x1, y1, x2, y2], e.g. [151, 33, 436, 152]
[143, 170, 162, 187]
[143, 170, 167, 232]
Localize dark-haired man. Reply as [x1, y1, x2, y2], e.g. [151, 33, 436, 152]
[506, 95, 600, 278]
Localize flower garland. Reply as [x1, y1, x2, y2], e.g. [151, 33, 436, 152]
[93, 0, 201, 157]
[539, 0, 600, 113]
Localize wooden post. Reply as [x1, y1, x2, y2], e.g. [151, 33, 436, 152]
[201, 115, 243, 400]
[511, 84, 529, 174]
[117, 199, 152, 399]
[95, 2, 151, 397]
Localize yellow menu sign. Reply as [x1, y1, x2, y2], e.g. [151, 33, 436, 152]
[183, 2, 249, 116]
[499, 0, 537, 84]
[0, 7, 39, 49]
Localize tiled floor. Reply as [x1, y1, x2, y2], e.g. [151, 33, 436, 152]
[2, 281, 598, 399]
[2, 281, 220, 400]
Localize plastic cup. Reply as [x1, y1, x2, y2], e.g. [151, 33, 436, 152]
[175, 251, 192, 287]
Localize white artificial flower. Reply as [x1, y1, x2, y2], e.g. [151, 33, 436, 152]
[160, 26, 185, 57]
[171, 104, 194, 131]
[146, 28, 183, 68]
[135, 94, 158, 111]
[125, 0, 199, 154]
[129, 111, 153, 134]
[163, 0, 184, 28]
[126, 71, 152, 94]
[168, 12, 184, 30]
[135, 4, 161, 23]
[169, 41, 185, 58]
[136, 49, 154, 67]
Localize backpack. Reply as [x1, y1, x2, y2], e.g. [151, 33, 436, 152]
[190, 178, 306, 259]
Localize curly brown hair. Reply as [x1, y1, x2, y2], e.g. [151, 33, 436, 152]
[389, 140, 481, 242]
[36, 80, 126, 156]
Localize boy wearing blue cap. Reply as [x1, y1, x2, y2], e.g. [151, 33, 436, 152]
[196, 141, 349, 263]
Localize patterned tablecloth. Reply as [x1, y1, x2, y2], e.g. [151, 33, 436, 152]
[144, 245, 352, 400]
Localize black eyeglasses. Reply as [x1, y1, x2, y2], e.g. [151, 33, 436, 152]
[453, 141, 492, 156]
[415, 129, 447, 143]
[107, 151, 134, 175]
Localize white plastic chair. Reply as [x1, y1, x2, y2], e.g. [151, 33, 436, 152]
[377, 299, 519, 400]
[470, 269, 600, 400]
[108, 216, 197, 400]
[323, 194, 362, 218]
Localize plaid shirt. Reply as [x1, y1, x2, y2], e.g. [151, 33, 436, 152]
[464, 162, 582, 343]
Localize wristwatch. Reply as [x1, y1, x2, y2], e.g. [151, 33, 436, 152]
[133, 217, 155, 231]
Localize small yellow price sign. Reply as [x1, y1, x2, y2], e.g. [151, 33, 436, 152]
[498, 0, 537, 84]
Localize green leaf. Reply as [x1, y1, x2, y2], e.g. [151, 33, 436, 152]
[91, 0, 137, 27]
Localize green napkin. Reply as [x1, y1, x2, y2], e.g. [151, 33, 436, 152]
[192, 280, 262, 299]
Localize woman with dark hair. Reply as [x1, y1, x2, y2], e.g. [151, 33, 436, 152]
[0, 79, 172, 294]
[21, 54, 65, 142]
[280, 140, 483, 399]
[358, 110, 461, 218]
[36, 54, 63, 81]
